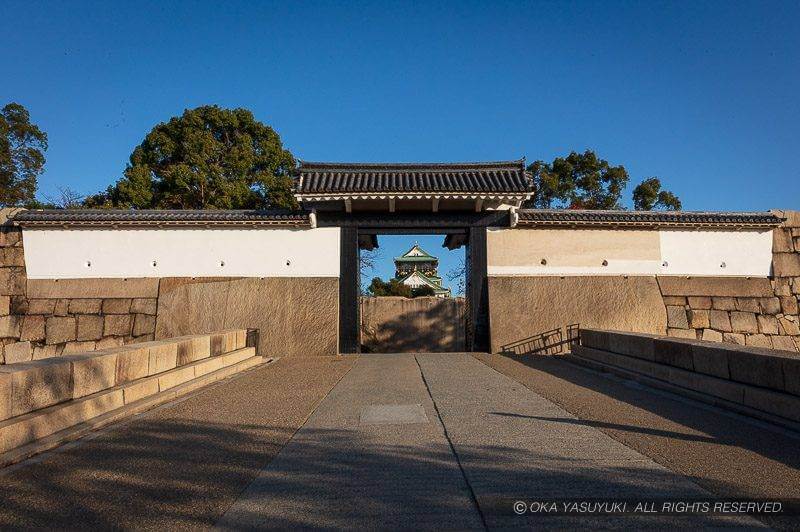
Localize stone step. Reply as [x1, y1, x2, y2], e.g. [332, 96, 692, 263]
[0, 348, 265, 464]
[0, 329, 250, 422]
[568, 346, 800, 431]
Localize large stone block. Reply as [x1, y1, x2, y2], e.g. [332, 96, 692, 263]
[148, 340, 178, 375]
[68, 298, 103, 314]
[0, 358, 73, 416]
[3, 341, 32, 364]
[1, 247, 24, 266]
[53, 299, 69, 316]
[27, 299, 56, 315]
[0, 389, 124, 454]
[709, 310, 732, 332]
[701, 329, 723, 342]
[157, 277, 339, 357]
[76, 314, 105, 341]
[210, 330, 239, 356]
[0, 372, 10, 421]
[773, 253, 800, 277]
[742, 386, 800, 423]
[745, 334, 772, 349]
[667, 328, 697, 339]
[193, 356, 225, 376]
[0, 295, 10, 316]
[0, 315, 20, 338]
[103, 314, 132, 337]
[735, 298, 761, 313]
[133, 313, 156, 337]
[32, 344, 61, 360]
[579, 329, 610, 351]
[757, 315, 779, 335]
[177, 335, 211, 365]
[778, 316, 800, 336]
[64, 351, 118, 398]
[773, 228, 794, 252]
[19, 315, 45, 342]
[687, 309, 710, 329]
[687, 296, 712, 310]
[158, 365, 195, 391]
[772, 335, 799, 353]
[666, 306, 689, 329]
[27, 278, 159, 299]
[711, 297, 737, 311]
[782, 357, 800, 396]
[487, 276, 667, 354]
[653, 337, 695, 371]
[115, 345, 150, 384]
[761, 297, 782, 314]
[723, 332, 746, 345]
[123, 377, 159, 404]
[606, 330, 658, 361]
[657, 276, 774, 297]
[62, 340, 97, 354]
[130, 298, 158, 315]
[45, 316, 76, 344]
[727, 348, 785, 391]
[0, 267, 26, 296]
[95, 336, 124, 350]
[102, 298, 132, 314]
[781, 296, 799, 315]
[730, 312, 758, 334]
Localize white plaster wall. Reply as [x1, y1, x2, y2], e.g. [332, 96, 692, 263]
[22, 227, 341, 279]
[487, 227, 774, 277]
[659, 229, 773, 277]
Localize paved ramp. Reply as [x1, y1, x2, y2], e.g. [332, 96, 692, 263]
[219, 354, 755, 529]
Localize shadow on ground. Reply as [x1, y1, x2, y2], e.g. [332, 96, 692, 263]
[477, 353, 800, 530]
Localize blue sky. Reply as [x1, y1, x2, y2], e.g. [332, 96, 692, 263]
[2, 1, 798, 214]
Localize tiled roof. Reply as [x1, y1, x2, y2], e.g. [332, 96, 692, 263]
[12, 209, 311, 227]
[296, 160, 532, 196]
[516, 209, 783, 228]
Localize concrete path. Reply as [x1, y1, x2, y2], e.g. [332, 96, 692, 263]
[219, 354, 754, 529]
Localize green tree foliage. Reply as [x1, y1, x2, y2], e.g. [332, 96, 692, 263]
[412, 285, 436, 297]
[0, 103, 48, 207]
[87, 105, 296, 209]
[632, 177, 682, 210]
[367, 277, 436, 298]
[526, 149, 681, 210]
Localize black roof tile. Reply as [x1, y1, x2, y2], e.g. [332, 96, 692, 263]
[13, 209, 310, 226]
[516, 209, 783, 227]
[297, 160, 533, 195]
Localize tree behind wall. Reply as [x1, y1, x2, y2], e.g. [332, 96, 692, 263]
[0, 103, 48, 207]
[526, 149, 681, 210]
[86, 105, 297, 210]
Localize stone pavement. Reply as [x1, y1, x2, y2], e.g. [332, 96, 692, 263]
[0, 356, 356, 529]
[218, 354, 756, 529]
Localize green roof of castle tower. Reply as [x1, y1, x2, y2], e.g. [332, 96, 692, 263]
[394, 244, 437, 262]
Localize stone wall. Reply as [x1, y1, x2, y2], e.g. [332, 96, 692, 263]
[658, 211, 800, 352]
[487, 276, 667, 354]
[0, 212, 159, 363]
[155, 277, 339, 357]
[1, 210, 339, 362]
[360, 296, 465, 353]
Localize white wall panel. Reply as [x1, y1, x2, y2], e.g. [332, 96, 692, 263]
[22, 227, 340, 279]
[658, 229, 773, 277]
[487, 227, 774, 277]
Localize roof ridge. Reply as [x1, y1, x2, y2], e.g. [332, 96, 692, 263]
[299, 160, 524, 170]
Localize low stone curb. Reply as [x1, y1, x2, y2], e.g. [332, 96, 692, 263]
[0, 354, 271, 468]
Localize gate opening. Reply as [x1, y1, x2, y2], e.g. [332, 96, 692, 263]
[358, 234, 466, 353]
